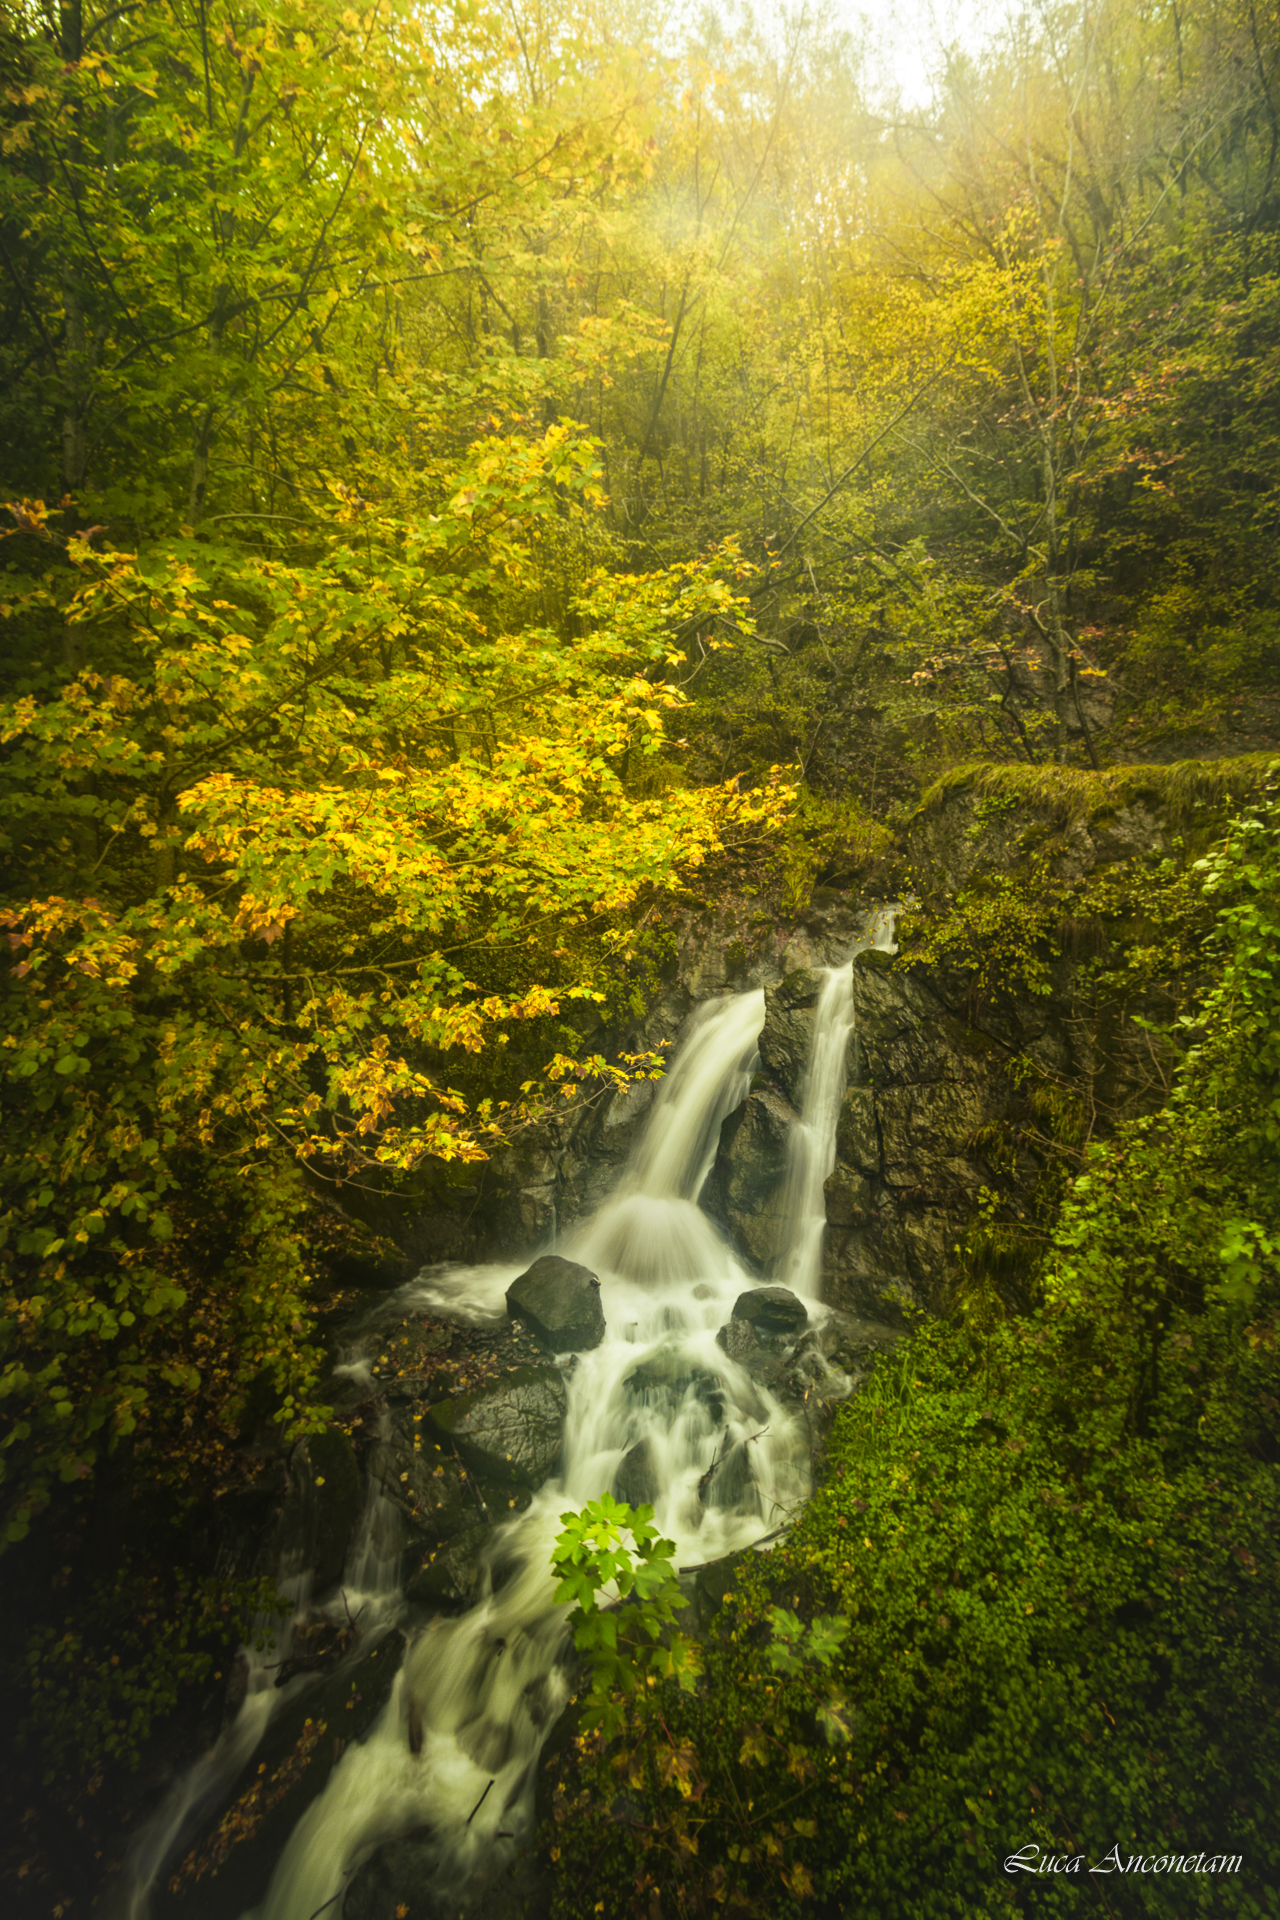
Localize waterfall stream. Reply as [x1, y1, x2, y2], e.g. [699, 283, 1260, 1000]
[118, 927, 890, 1920]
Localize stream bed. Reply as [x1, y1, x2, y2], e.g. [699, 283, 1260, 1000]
[115, 922, 894, 1920]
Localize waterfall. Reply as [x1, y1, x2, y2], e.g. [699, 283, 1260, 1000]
[122, 933, 880, 1920]
[772, 966, 857, 1300]
[769, 908, 897, 1301]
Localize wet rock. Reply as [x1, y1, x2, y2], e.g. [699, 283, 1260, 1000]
[343, 1828, 440, 1920]
[614, 1437, 660, 1509]
[715, 1317, 760, 1364]
[713, 1320, 795, 1399]
[904, 773, 1182, 906]
[758, 968, 826, 1105]
[161, 1631, 404, 1920]
[623, 1348, 724, 1418]
[875, 1082, 995, 1188]
[909, 782, 1095, 897]
[345, 1830, 547, 1920]
[836, 1087, 880, 1175]
[481, 1137, 560, 1256]
[741, 1352, 785, 1390]
[816, 1312, 902, 1378]
[703, 1087, 796, 1265]
[405, 1521, 492, 1608]
[320, 1234, 418, 1296]
[699, 1436, 758, 1511]
[602, 1072, 657, 1136]
[505, 1255, 605, 1352]
[292, 1425, 363, 1593]
[823, 1166, 873, 1227]
[820, 947, 1070, 1322]
[366, 1320, 454, 1401]
[730, 1286, 809, 1335]
[426, 1367, 568, 1490]
[369, 1426, 473, 1548]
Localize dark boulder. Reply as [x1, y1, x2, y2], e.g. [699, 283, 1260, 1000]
[729, 1286, 809, 1335]
[344, 1826, 546, 1920]
[699, 1436, 758, 1511]
[343, 1829, 440, 1920]
[368, 1425, 474, 1549]
[623, 1348, 725, 1421]
[614, 1438, 659, 1510]
[715, 1317, 759, 1364]
[290, 1425, 364, 1593]
[426, 1368, 568, 1490]
[505, 1255, 605, 1352]
[823, 1165, 873, 1228]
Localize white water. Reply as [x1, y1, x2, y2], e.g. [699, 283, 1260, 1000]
[773, 909, 896, 1300]
[118, 951, 872, 1920]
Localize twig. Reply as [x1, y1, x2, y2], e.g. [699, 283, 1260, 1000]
[466, 1778, 495, 1825]
[678, 1516, 794, 1575]
[306, 1864, 356, 1920]
[696, 1427, 769, 1501]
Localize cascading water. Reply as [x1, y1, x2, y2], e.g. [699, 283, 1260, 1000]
[120, 942, 879, 1920]
[773, 909, 897, 1301]
[772, 966, 856, 1301]
[243, 990, 796, 1920]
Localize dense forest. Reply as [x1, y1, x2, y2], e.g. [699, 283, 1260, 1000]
[2, 0, 1279, 1911]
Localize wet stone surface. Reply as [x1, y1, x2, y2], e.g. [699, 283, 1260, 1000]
[758, 967, 827, 1106]
[425, 1367, 569, 1490]
[343, 1827, 548, 1920]
[505, 1254, 605, 1352]
[291, 1425, 364, 1593]
[623, 1348, 727, 1422]
[730, 1285, 809, 1334]
[703, 1086, 797, 1267]
[368, 1427, 475, 1547]
[614, 1436, 660, 1508]
[405, 1521, 494, 1608]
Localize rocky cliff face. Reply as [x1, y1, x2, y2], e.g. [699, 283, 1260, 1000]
[822, 949, 1062, 1319]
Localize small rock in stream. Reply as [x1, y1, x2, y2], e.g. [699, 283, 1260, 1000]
[343, 1826, 544, 1920]
[614, 1437, 659, 1509]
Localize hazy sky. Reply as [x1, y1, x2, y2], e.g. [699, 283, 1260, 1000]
[841, 0, 1000, 106]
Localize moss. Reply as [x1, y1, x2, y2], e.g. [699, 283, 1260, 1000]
[853, 947, 894, 975]
[914, 752, 1280, 832]
[933, 1012, 1004, 1058]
